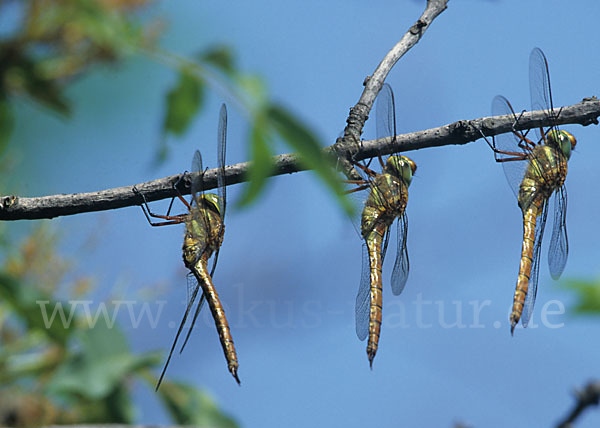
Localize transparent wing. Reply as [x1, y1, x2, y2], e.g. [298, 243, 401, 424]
[210, 103, 228, 277]
[155, 271, 203, 390]
[347, 183, 368, 237]
[548, 186, 568, 279]
[180, 272, 206, 353]
[217, 103, 227, 219]
[529, 47, 557, 140]
[390, 214, 409, 296]
[529, 48, 569, 279]
[380, 227, 391, 265]
[491, 95, 530, 199]
[186, 271, 198, 310]
[522, 201, 549, 328]
[355, 243, 370, 341]
[376, 83, 397, 144]
[191, 150, 204, 208]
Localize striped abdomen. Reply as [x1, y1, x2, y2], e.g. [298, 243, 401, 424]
[192, 255, 240, 384]
[365, 222, 388, 366]
[510, 198, 542, 333]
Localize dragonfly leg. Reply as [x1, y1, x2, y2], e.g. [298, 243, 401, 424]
[473, 124, 497, 151]
[540, 127, 550, 145]
[488, 143, 528, 163]
[344, 179, 369, 185]
[378, 155, 385, 169]
[495, 155, 529, 163]
[353, 161, 378, 177]
[505, 109, 537, 150]
[132, 186, 187, 226]
[510, 130, 536, 151]
[346, 184, 370, 194]
[165, 173, 192, 215]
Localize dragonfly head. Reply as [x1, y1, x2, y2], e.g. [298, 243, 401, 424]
[547, 130, 576, 160]
[385, 155, 417, 187]
[197, 192, 222, 214]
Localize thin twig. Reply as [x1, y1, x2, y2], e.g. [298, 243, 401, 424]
[332, 0, 449, 179]
[556, 380, 600, 428]
[1, 97, 598, 221]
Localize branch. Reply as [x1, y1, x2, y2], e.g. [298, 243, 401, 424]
[556, 380, 600, 428]
[332, 0, 449, 179]
[1, 97, 598, 221]
[0, 0, 451, 220]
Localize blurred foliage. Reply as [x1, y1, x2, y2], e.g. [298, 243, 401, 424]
[562, 278, 600, 315]
[0, 0, 349, 212]
[0, 224, 239, 427]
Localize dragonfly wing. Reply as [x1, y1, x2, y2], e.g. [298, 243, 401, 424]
[380, 226, 391, 265]
[548, 186, 568, 279]
[529, 47, 557, 140]
[355, 243, 370, 341]
[391, 214, 409, 296]
[217, 103, 227, 219]
[348, 185, 369, 237]
[191, 150, 204, 208]
[376, 83, 397, 144]
[530, 48, 570, 278]
[210, 104, 228, 277]
[491, 95, 529, 199]
[180, 272, 206, 353]
[155, 271, 203, 390]
[522, 201, 549, 327]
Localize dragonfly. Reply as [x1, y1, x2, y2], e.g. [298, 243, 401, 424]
[346, 83, 416, 367]
[485, 48, 576, 334]
[135, 104, 240, 386]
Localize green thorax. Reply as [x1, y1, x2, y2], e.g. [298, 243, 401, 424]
[360, 155, 415, 240]
[518, 144, 567, 212]
[182, 193, 224, 269]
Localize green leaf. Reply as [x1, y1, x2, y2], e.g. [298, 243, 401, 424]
[237, 114, 275, 207]
[266, 104, 353, 215]
[238, 74, 268, 106]
[46, 322, 161, 400]
[101, 384, 136, 423]
[200, 46, 236, 77]
[562, 279, 600, 314]
[157, 381, 239, 427]
[0, 273, 72, 345]
[163, 68, 205, 137]
[8, 58, 71, 115]
[0, 98, 14, 155]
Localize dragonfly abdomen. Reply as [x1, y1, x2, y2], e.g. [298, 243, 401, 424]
[192, 256, 240, 384]
[365, 222, 388, 367]
[511, 200, 542, 333]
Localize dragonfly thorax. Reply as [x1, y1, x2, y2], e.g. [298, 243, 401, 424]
[518, 144, 567, 212]
[384, 155, 417, 187]
[195, 193, 222, 215]
[183, 203, 224, 270]
[546, 130, 576, 160]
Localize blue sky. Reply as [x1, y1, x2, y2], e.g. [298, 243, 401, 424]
[7, 1, 600, 427]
